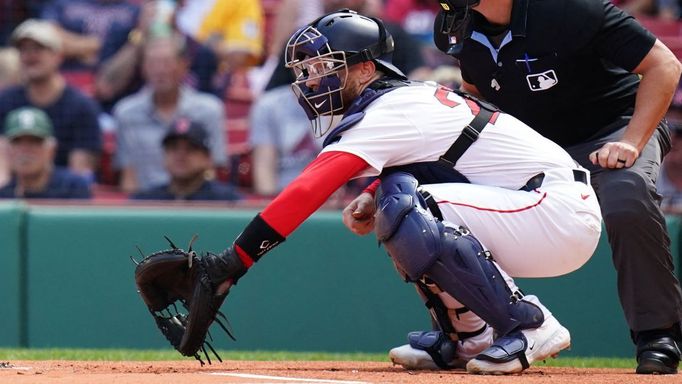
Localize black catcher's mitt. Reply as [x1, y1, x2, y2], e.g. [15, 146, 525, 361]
[133, 236, 247, 364]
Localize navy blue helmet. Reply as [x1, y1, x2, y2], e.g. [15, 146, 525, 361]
[285, 9, 406, 137]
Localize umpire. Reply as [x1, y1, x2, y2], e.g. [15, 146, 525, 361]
[432, 0, 682, 374]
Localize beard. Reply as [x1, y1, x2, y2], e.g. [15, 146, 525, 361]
[339, 77, 364, 113]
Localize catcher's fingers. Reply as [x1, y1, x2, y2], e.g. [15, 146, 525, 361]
[342, 192, 376, 236]
[589, 142, 638, 169]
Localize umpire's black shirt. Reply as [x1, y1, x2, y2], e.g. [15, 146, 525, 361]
[454, 0, 656, 146]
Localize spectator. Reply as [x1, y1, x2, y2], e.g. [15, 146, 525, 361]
[268, 0, 323, 61]
[132, 118, 240, 201]
[0, 107, 91, 199]
[113, 34, 226, 193]
[93, 0, 156, 110]
[249, 84, 323, 196]
[95, 2, 220, 112]
[175, 0, 264, 71]
[0, 19, 102, 183]
[261, 0, 323, 92]
[40, 0, 140, 92]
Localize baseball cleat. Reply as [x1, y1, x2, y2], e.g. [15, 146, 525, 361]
[466, 314, 570, 375]
[389, 331, 465, 370]
[389, 343, 442, 370]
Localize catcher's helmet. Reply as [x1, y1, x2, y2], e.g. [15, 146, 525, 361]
[433, 0, 481, 55]
[285, 9, 406, 137]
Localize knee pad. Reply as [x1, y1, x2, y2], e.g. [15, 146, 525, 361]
[374, 172, 441, 281]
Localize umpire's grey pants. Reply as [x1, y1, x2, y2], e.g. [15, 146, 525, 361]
[566, 121, 682, 334]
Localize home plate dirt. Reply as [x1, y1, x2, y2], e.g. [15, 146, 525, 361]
[1, 360, 680, 384]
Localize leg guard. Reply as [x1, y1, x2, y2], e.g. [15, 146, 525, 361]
[375, 172, 544, 336]
[413, 281, 494, 366]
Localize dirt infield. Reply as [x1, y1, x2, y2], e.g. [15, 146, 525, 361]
[1, 360, 681, 384]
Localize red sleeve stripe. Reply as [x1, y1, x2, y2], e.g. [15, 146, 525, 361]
[260, 151, 370, 237]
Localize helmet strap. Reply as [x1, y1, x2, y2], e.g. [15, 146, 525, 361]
[346, 17, 393, 66]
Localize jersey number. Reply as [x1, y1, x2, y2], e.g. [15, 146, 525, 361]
[434, 86, 491, 123]
[434, 86, 460, 108]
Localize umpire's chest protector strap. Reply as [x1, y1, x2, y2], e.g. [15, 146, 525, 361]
[323, 78, 409, 147]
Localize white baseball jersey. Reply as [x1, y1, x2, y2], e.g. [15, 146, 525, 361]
[323, 82, 602, 278]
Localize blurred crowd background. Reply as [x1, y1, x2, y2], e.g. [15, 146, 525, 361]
[0, 0, 681, 211]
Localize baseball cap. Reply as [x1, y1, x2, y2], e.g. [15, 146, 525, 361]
[10, 19, 63, 52]
[162, 118, 211, 151]
[4, 107, 54, 139]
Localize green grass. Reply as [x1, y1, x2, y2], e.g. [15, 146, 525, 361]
[0, 348, 636, 369]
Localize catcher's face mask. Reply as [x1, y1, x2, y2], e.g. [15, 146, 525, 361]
[285, 26, 349, 138]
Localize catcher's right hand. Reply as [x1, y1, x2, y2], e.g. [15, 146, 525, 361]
[342, 191, 376, 236]
[133, 236, 247, 364]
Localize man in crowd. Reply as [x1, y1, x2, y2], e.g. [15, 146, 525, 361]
[40, 0, 140, 88]
[132, 117, 240, 201]
[113, 33, 226, 193]
[0, 19, 102, 184]
[0, 107, 91, 199]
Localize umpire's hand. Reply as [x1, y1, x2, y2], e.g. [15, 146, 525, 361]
[342, 192, 376, 236]
[589, 140, 639, 169]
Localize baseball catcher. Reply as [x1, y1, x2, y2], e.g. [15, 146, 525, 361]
[133, 9, 602, 374]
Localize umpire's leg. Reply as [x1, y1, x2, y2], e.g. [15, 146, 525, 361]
[566, 122, 682, 333]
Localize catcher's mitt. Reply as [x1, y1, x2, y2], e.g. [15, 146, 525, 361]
[133, 236, 246, 365]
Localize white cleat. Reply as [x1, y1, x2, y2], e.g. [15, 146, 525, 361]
[389, 344, 442, 370]
[466, 315, 571, 375]
[389, 330, 481, 370]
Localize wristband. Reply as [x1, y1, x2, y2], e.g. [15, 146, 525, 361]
[234, 214, 286, 261]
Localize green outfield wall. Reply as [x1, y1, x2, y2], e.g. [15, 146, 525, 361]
[1, 202, 680, 358]
[0, 202, 24, 347]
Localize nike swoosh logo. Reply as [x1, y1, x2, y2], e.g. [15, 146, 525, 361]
[314, 100, 327, 109]
[581, 194, 590, 200]
[528, 340, 536, 351]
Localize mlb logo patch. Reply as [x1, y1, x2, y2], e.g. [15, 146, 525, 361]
[526, 70, 558, 91]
